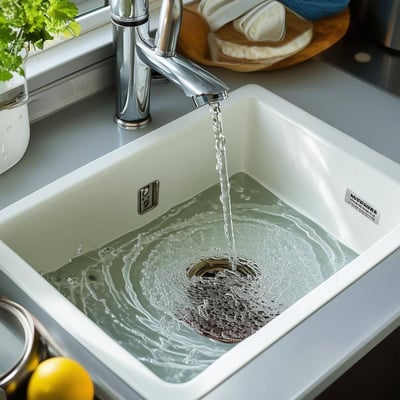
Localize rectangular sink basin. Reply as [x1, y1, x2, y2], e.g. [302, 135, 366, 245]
[1, 84, 400, 399]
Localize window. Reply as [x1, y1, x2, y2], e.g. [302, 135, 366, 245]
[74, 0, 109, 16]
[27, 0, 163, 121]
[26, 1, 113, 121]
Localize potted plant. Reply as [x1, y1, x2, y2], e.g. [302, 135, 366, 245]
[0, 0, 80, 174]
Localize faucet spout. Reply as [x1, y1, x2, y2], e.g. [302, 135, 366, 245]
[137, 34, 228, 106]
[111, 0, 229, 129]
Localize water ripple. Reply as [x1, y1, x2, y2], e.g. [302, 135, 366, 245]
[45, 173, 357, 383]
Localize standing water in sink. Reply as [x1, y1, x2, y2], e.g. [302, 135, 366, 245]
[44, 173, 357, 383]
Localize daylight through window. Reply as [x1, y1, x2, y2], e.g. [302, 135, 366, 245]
[74, 0, 109, 16]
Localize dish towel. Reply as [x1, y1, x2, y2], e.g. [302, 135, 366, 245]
[198, 0, 286, 40]
[233, 1, 286, 41]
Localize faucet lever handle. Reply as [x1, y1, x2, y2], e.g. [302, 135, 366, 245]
[155, 0, 183, 56]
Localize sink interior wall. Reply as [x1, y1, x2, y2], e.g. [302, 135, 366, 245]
[1, 91, 400, 274]
[1, 85, 400, 400]
[242, 100, 400, 252]
[0, 98, 250, 273]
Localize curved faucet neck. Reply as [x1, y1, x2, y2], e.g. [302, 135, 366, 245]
[112, 0, 229, 129]
[155, 0, 182, 56]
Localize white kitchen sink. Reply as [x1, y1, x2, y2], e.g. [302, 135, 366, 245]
[0, 84, 399, 399]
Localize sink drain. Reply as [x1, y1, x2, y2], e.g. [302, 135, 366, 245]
[179, 256, 282, 343]
[186, 256, 259, 279]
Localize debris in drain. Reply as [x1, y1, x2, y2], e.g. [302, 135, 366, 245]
[178, 256, 283, 343]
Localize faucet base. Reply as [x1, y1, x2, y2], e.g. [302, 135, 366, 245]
[114, 115, 152, 130]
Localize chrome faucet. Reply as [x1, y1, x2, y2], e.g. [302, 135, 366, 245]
[111, 0, 229, 129]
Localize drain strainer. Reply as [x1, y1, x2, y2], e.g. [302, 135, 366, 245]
[179, 256, 282, 343]
[186, 256, 258, 279]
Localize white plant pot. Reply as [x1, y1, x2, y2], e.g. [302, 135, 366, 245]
[0, 72, 30, 175]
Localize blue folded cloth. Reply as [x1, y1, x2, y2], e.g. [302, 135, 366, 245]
[280, 0, 350, 20]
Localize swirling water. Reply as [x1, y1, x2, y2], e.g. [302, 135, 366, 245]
[44, 173, 357, 383]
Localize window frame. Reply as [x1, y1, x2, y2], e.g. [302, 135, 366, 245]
[73, 0, 110, 16]
[25, 1, 163, 122]
[27, 6, 113, 91]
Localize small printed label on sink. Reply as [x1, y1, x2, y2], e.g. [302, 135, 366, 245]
[345, 189, 380, 224]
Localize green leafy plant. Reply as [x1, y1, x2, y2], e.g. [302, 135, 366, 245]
[0, 0, 81, 82]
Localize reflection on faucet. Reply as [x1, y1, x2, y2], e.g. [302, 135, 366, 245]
[111, 0, 229, 129]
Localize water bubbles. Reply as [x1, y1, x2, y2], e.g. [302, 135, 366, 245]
[75, 243, 84, 256]
[177, 262, 284, 343]
[234, 186, 244, 193]
[1, 144, 8, 160]
[67, 276, 79, 287]
[43, 172, 357, 384]
[98, 246, 120, 262]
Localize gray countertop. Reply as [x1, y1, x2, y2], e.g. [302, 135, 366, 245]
[1, 59, 399, 210]
[1, 57, 400, 399]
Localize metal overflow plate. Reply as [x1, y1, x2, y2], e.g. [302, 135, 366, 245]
[137, 180, 160, 215]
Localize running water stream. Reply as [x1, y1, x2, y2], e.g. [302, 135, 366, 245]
[210, 102, 238, 270]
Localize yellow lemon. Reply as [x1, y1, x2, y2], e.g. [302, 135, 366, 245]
[27, 357, 94, 400]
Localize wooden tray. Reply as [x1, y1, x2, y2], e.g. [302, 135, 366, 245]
[178, 2, 350, 72]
